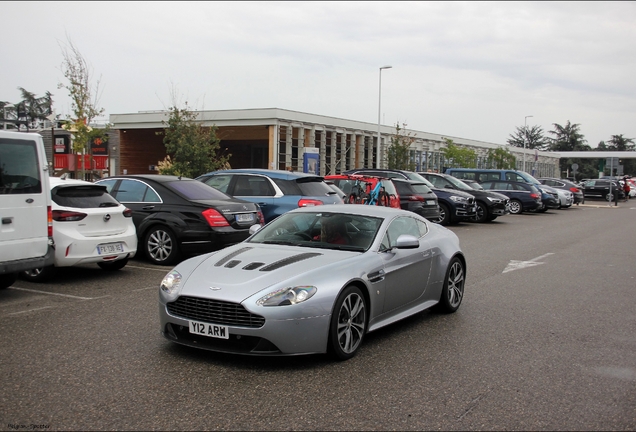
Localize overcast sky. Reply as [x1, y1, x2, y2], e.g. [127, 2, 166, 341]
[2, 1, 635, 148]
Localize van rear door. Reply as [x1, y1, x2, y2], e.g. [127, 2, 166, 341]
[0, 133, 52, 271]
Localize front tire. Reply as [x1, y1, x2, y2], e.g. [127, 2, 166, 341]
[144, 226, 179, 265]
[329, 285, 367, 361]
[20, 266, 55, 283]
[437, 257, 465, 314]
[433, 203, 451, 225]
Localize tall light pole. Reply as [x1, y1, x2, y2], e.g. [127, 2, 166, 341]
[523, 115, 533, 172]
[376, 65, 392, 168]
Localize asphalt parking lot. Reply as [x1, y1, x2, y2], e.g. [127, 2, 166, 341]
[1, 203, 635, 431]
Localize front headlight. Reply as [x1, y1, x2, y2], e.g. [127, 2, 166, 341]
[257, 286, 317, 306]
[449, 195, 468, 203]
[160, 270, 182, 295]
[487, 197, 502, 203]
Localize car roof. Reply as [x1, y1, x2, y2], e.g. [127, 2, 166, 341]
[97, 174, 195, 183]
[50, 177, 105, 188]
[200, 169, 323, 181]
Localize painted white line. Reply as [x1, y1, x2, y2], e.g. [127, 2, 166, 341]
[8, 306, 54, 316]
[126, 265, 170, 272]
[9, 286, 95, 300]
[133, 286, 158, 292]
[503, 253, 555, 274]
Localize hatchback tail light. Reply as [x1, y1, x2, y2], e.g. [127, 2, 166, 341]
[52, 210, 87, 222]
[569, 187, 580, 193]
[408, 195, 424, 201]
[298, 199, 323, 207]
[123, 208, 133, 218]
[257, 210, 265, 225]
[202, 209, 230, 227]
[530, 193, 540, 199]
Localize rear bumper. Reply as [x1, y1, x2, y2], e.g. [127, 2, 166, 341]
[0, 244, 55, 274]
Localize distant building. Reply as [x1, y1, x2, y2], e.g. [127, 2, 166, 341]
[103, 108, 559, 177]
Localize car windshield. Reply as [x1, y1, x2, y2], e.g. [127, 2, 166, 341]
[443, 175, 475, 191]
[167, 179, 232, 200]
[248, 211, 383, 252]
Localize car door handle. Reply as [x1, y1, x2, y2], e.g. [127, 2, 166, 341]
[142, 205, 155, 210]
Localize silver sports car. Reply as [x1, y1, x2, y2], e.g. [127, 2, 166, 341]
[159, 204, 466, 360]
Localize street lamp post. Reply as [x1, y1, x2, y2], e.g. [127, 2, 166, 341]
[523, 115, 533, 172]
[376, 65, 392, 169]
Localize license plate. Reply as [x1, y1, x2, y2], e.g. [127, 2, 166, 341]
[189, 320, 229, 339]
[97, 243, 124, 255]
[236, 213, 254, 223]
[426, 200, 436, 205]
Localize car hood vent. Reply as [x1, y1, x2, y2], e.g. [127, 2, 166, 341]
[214, 247, 252, 267]
[243, 262, 265, 270]
[225, 260, 241, 268]
[259, 252, 322, 272]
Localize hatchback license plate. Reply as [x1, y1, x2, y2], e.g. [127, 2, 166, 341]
[189, 320, 229, 339]
[236, 213, 254, 223]
[97, 243, 124, 255]
[426, 200, 436, 205]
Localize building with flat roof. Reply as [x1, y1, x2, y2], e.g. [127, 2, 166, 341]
[108, 107, 560, 177]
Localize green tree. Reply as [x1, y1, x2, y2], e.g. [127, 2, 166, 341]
[157, 104, 230, 178]
[606, 134, 635, 151]
[386, 122, 415, 170]
[58, 38, 105, 154]
[507, 125, 549, 150]
[548, 121, 590, 177]
[486, 147, 517, 169]
[1, 89, 54, 130]
[440, 138, 477, 168]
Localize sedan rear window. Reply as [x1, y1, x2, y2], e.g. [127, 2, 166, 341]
[168, 180, 231, 200]
[296, 180, 336, 197]
[53, 186, 120, 208]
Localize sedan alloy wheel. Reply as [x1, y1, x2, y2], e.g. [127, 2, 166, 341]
[145, 226, 179, 265]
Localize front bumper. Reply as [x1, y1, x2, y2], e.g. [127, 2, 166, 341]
[159, 300, 331, 356]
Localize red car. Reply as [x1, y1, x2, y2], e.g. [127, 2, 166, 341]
[324, 174, 401, 209]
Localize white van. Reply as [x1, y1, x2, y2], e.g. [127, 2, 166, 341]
[0, 130, 55, 288]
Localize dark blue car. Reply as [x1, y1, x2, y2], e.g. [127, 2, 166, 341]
[478, 180, 543, 214]
[196, 169, 343, 223]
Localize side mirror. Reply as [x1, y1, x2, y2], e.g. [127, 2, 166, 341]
[249, 224, 262, 235]
[395, 234, 419, 249]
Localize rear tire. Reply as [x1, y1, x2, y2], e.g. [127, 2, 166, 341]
[508, 199, 523, 214]
[437, 257, 465, 314]
[144, 226, 179, 266]
[98, 258, 129, 271]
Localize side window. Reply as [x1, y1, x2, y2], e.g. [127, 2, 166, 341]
[96, 179, 118, 194]
[234, 175, 274, 197]
[416, 219, 428, 237]
[386, 217, 421, 248]
[204, 175, 232, 194]
[114, 180, 159, 203]
[427, 176, 441, 187]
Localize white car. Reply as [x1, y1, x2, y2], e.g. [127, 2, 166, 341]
[555, 188, 574, 208]
[21, 177, 137, 282]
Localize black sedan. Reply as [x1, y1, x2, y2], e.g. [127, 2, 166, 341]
[96, 175, 263, 265]
[581, 179, 625, 201]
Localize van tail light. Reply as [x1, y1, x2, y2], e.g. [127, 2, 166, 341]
[47, 206, 53, 237]
[202, 209, 230, 227]
[123, 208, 133, 218]
[298, 199, 323, 207]
[530, 193, 540, 199]
[52, 210, 87, 222]
[408, 195, 425, 201]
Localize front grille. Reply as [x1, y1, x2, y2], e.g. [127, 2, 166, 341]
[167, 296, 265, 328]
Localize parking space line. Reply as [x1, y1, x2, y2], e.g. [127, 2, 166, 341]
[9, 286, 96, 300]
[126, 265, 170, 272]
[7, 306, 54, 316]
